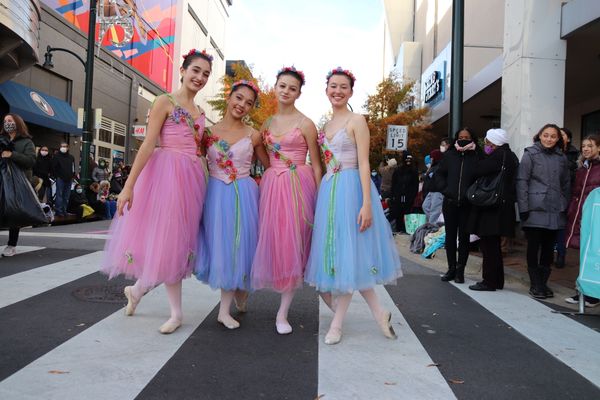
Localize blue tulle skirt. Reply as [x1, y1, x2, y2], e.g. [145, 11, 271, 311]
[195, 176, 258, 291]
[305, 169, 402, 293]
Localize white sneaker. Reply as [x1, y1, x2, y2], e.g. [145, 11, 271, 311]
[2, 246, 16, 257]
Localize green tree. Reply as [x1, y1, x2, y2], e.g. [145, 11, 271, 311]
[364, 73, 434, 169]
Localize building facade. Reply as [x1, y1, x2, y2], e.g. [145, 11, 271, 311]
[384, 0, 600, 156]
[0, 0, 230, 170]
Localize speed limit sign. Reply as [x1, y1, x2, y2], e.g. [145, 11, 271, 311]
[386, 125, 408, 151]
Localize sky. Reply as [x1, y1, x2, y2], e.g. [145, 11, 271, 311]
[226, 0, 389, 123]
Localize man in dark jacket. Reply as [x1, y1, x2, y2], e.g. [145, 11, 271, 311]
[391, 154, 419, 232]
[468, 129, 520, 291]
[436, 128, 480, 283]
[51, 142, 75, 216]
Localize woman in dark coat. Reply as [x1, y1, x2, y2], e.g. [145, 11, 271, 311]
[1, 113, 36, 257]
[390, 154, 419, 232]
[516, 124, 570, 299]
[436, 128, 480, 283]
[33, 146, 53, 203]
[564, 134, 600, 307]
[468, 129, 519, 291]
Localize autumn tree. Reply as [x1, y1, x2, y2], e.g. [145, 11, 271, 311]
[364, 73, 435, 169]
[208, 62, 278, 130]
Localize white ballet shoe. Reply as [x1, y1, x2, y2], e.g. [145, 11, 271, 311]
[377, 311, 397, 339]
[159, 318, 182, 334]
[324, 327, 343, 345]
[217, 315, 240, 330]
[124, 286, 140, 316]
[275, 320, 292, 335]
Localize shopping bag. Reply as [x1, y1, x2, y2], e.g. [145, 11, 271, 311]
[578, 188, 600, 299]
[81, 204, 95, 218]
[404, 213, 427, 235]
[0, 159, 48, 227]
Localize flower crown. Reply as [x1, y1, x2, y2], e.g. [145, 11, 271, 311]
[326, 67, 356, 84]
[182, 49, 213, 63]
[277, 66, 306, 86]
[232, 79, 260, 96]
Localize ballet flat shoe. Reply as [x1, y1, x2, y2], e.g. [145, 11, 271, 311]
[159, 319, 182, 334]
[378, 311, 397, 339]
[276, 321, 293, 335]
[217, 316, 240, 330]
[124, 286, 140, 316]
[324, 328, 343, 345]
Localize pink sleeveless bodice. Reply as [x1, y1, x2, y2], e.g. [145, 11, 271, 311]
[159, 111, 205, 158]
[324, 128, 358, 180]
[266, 128, 309, 175]
[206, 136, 254, 184]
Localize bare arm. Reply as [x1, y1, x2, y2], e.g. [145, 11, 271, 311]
[352, 114, 373, 232]
[302, 118, 323, 188]
[251, 129, 270, 168]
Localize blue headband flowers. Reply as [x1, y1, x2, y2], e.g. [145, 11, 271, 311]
[326, 67, 356, 84]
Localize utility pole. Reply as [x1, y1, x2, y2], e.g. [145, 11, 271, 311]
[449, 0, 464, 139]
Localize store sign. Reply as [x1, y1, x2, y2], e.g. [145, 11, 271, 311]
[133, 125, 146, 138]
[30, 91, 55, 116]
[386, 125, 408, 151]
[423, 71, 442, 103]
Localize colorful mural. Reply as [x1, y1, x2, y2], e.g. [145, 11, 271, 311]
[43, 0, 176, 91]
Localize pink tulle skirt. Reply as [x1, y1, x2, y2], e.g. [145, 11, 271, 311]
[101, 148, 206, 288]
[251, 165, 316, 292]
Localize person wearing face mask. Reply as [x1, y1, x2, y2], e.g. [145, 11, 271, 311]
[435, 128, 480, 283]
[439, 137, 451, 154]
[390, 153, 419, 233]
[92, 159, 110, 183]
[110, 167, 125, 194]
[67, 183, 94, 220]
[370, 169, 382, 193]
[467, 129, 519, 291]
[33, 146, 53, 203]
[51, 142, 75, 217]
[1, 113, 37, 257]
[517, 124, 570, 298]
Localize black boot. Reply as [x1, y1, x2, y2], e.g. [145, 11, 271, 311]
[454, 264, 465, 283]
[441, 265, 456, 282]
[527, 267, 546, 299]
[541, 266, 554, 298]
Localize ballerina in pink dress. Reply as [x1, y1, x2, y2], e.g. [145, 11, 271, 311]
[101, 49, 212, 334]
[251, 66, 323, 335]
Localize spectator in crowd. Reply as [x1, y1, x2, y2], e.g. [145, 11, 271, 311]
[67, 183, 93, 220]
[439, 137, 451, 154]
[1, 113, 36, 257]
[564, 134, 600, 307]
[422, 149, 444, 224]
[468, 129, 519, 291]
[517, 124, 570, 299]
[92, 159, 110, 183]
[33, 145, 53, 203]
[370, 169, 382, 193]
[99, 180, 117, 219]
[51, 141, 75, 217]
[378, 157, 397, 199]
[553, 127, 580, 269]
[110, 167, 126, 194]
[391, 153, 419, 233]
[87, 182, 108, 217]
[436, 128, 480, 283]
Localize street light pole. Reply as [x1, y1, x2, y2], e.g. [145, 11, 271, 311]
[80, 0, 98, 190]
[449, 0, 464, 139]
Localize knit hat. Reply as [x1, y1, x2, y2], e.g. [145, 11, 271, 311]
[486, 128, 509, 146]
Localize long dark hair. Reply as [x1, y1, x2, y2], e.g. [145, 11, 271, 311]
[1, 113, 32, 139]
[533, 123, 564, 150]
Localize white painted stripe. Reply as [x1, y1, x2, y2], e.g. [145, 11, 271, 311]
[1, 246, 44, 255]
[318, 286, 456, 400]
[0, 280, 220, 400]
[0, 232, 108, 240]
[453, 279, 600, 388]
[0, 251, 103, 309]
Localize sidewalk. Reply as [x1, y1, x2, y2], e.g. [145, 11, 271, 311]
[395, 234, 599, 314]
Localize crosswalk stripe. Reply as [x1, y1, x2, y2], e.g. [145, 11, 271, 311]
[317, 285, 456, 400]
[0, 232, 108, 240]
[0, 246, 44, 256]
[452, 279, 600, 388]
[0, 251, 103, 309]
[0, 279, 221, 400]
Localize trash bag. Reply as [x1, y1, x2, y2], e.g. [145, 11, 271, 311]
[404, 213, 427, 235]
[0, 159, 48, 227]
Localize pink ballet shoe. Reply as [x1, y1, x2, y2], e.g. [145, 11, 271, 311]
[377, 311, 397, 339]
[159, 318, 182, 334]
[275, 319, 292, 335]
[217, 314, 240, 330]
[324, 327, 343, 345]
[124, 286, 141, 316]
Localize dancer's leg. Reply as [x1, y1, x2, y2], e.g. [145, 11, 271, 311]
[276, 290, 295, 334]
[160, 281, 182, 334]
[359, 288, 396, 339]
[218, 290, 240, 329]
